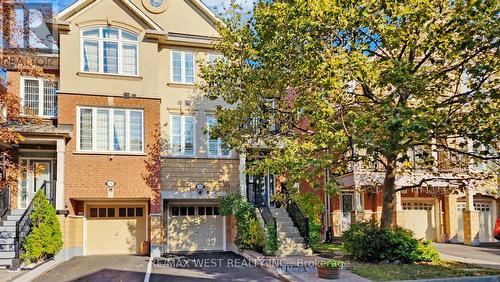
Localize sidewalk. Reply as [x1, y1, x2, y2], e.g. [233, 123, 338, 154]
[435, 243, 500, 270]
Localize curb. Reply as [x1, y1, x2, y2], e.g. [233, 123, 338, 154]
[239, 250, 292, 282]
[11, 259, 63, 282]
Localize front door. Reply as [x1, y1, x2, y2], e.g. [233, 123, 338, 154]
[341, 192, 353, 231]
[18, 159, 52, 209]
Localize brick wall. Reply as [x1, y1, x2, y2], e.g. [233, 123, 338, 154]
[58, 93, 161, 214]
[161, 158, 240, 193]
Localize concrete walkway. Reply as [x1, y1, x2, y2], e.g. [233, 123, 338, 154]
[435, 243, 500, 269]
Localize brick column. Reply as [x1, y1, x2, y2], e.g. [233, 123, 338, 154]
[444, 194, 459, 242]
[463, 191, 480, 246]
[393, 191, 405, 227]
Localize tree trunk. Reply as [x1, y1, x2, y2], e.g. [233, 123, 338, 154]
[380, 155, 397, 228]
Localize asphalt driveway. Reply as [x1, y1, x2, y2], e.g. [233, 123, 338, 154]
[435, 243, 500, 269]
[150, 252, 279, 282]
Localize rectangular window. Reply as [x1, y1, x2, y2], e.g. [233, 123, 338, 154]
[207, 116, 230, 157]
[187, 206, 195, 216]
[198, 206, 205, 216]
[171, 206, 179, 216]
[127, 207, 135, 217]
[136, 207, 143, 217]
[90, 208, 97, 218]
[170, 115, 195, 156]
[83, 40, 99, 72]
[98, 208, 106, 217]
[21, 77, 58, 117]
[122, 44, 138, 75]
[119, 208, 127, 217]
[107, 208, 115, 217]
[171, 51, 195, 84]
[77, 107, 144, 153]
[180, 207, 187, 216]
[103, 41, 118, 74]
[206, 206, 213, 216]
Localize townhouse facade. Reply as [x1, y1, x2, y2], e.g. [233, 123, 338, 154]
[305, 152, 499, 246]
[0, 0, 244, 266]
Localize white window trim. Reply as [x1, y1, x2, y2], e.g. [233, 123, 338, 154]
[80, 27, 140, 76]
[20, 76, 58, 118]
[169, 114, 196, 156]
[170, 51, 196, 84]
[206, 116, 231, 158]
[76, 106, 144, 154]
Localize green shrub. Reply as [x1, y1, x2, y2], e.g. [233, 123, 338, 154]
[20, 190, 63, 264]
[342, 219, 438, 263]
[264, 223, 278, 256]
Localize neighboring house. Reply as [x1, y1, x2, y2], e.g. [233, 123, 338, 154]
[303, 149, 499, 246]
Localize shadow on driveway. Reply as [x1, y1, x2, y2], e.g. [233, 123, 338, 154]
[150, 252, 279, 282]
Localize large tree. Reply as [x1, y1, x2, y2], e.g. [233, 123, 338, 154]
[200, 0, 499, 227]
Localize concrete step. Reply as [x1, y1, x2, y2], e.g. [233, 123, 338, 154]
[277, 226, 298, 233]
[0, 252, 15, 259]
[276, 218, 294, 224]
[280, 236, 304, 244]
[0, 226, 15, 232]
[0, 232, 15, 239]
[6, 215, 21, 221]
[0, 220, 16, 226]
[0, 244, 14, 251]
[9, 210, 25, 215]
[0, 258, 13, 267]
[0, 238, 15, 245]
[278, 230, 301, 237]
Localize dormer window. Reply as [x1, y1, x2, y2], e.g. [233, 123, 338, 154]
[81, 27, 139, 76]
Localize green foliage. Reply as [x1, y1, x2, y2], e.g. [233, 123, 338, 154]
[20, 190, 63, 264]
[293, 192, 323, 244]
[217, 193, 266, 251]
[199, 0, 500, 228]
[342, 220, 438, 263]
[264, 223, 278, 256]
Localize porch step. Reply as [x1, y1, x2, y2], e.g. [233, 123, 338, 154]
[0, 259, 14, 267]
[0, 220, 16, 226]
[6, 215, 21, 221]
[0, 238, 15, 245]
[0, 226, 15, 232]
[9, 210, 24, 215]
[0, 244, 14, 252]
[0, 232, 15, 239]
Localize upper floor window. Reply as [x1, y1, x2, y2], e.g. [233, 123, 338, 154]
[78, 107, 144, 153]
[207, 116, 230, 157]
[21, 77, 57, 117]
[81, 27, 139, 76]
[171, 51, 195, 84]
[170, 115, 194, 156]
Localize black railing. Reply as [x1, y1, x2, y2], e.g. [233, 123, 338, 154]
[255, 193, 277, 251]
[12, 180, 55, 269]
[0, 186, 9, 219]
[286, 200, 310, 247]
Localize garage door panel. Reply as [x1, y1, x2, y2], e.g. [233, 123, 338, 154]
[401, 201, 436, 241]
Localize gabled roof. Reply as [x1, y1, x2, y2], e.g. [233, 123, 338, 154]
[56, 0, 222, 31]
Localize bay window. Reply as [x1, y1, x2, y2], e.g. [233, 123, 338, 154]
[21, 77, 58, 117]
[170, 115, 195, 156]
[171, 51, 195, 84]
[81, 27, 138, 75]
[78, 107, 143, 153]
[207, 116, 230, 157]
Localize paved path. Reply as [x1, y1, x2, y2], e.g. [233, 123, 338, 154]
[32, 255, 149, 282]
[435, 243, 500, 269]
[150, 252, 279, 282]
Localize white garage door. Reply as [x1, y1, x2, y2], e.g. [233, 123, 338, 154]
[457, 202, 495, 242]
[86, 205, 147, 255]
[401, 202, 436, 240]
[168, 205, 224, 252]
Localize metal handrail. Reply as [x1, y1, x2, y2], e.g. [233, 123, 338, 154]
[0, 186, 9, 219]
[286, 200, 310, 248]
[255, 193, 277, 251]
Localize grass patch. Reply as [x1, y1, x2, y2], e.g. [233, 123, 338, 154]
[311, 243, 343, 254]
[349, 260, 500, 281]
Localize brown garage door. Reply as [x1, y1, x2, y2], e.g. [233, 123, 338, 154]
[86, 205, 147, 255]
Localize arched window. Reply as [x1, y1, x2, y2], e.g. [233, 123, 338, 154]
[81, 27, 139, 75]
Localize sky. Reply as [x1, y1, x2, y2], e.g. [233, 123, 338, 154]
[37, 0, 255, 14]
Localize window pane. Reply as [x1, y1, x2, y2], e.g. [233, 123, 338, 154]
[96, 109, 109, 151]
[113, 110, 126, 151]
[98, 208, 106, 217]
[130, 111, 143, 151]
[90, 208, 97, 217]
[43, 80, 57, 116]
[83, 40, 99, 72]
[184, 116, 194, 155]
[187, 207, 195, 216]
[102, 28, 119, 39]
[103, 41, 118, 74]
[122, 44, 137, 75]
[171, 207, 179, 216]
[206, 206, 213, 216]
[80, 108, 93, 150]
[172, 52, 182, 82]
[82, 28, 99, 37]
[122, 30, 138, 41]
[119, 207, 126, 217]
[107, 208, 115, 217]
[23, 79, 39, 115]
[221, 143, 230, 156]
[136, 207, 143, 217]
[180, 206, 187, 216]
[184, 53, 194, 83]
[127, 207, 135, 217]
[214, 207, 219, 215]
[207, 117, 218, 156]
[171, 115, 182, 154]
[198, 206, 205, 215]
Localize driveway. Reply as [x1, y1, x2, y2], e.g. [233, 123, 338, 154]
[33, 255, 149, 282]
[150, 252, 279, 282]
[435, 243, 500, 269]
